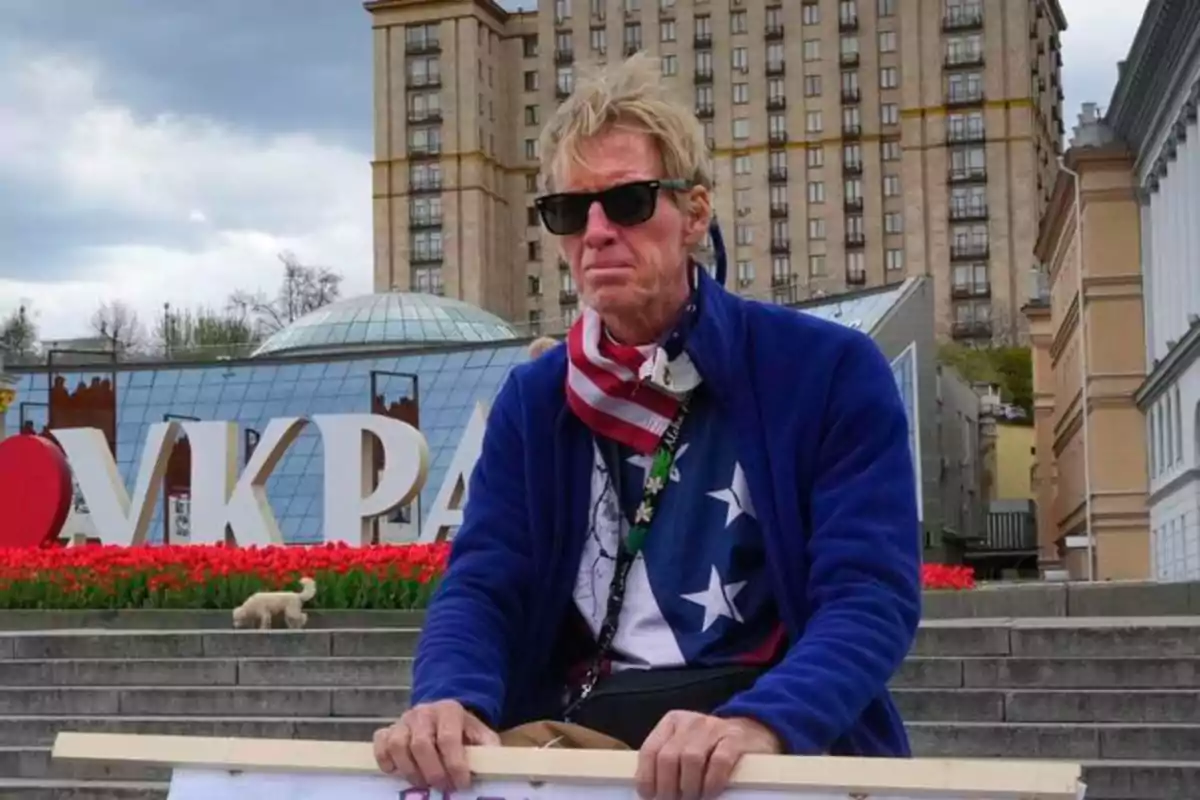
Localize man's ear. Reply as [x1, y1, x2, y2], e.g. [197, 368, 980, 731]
[682, 185, 713, 247]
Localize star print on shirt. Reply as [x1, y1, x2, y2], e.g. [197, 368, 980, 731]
[628, 442, 690, 483]
[682, 564, 747, 633]
[707, 461, 757, 527]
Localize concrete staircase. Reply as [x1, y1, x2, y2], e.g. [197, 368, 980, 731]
[0, 616, 1196, 799]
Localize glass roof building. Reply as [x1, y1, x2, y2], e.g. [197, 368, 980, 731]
[2, 277, 991, 561]
[252, 292, 520, 357]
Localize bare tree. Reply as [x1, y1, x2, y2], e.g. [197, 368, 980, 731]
[233, 251, 344, 335]
[90, 300, 147, 357]
[153, 303, 261, 361]
[0, 304, 39, 363]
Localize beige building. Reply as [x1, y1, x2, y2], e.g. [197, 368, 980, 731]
[1026, 108, 1149, 581]
[366, 0, 1066, 339]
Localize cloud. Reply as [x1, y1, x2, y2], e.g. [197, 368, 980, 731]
[0, 45, 372, 341]
[1057, 0, 1149, 122]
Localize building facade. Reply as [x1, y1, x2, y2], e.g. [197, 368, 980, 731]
[1026, 108, 1148, 580]
[366, 0, 1065, 342]
[1108, 0, 1200, 582]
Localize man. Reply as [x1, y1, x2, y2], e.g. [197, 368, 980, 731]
[374, 53, 921, 800]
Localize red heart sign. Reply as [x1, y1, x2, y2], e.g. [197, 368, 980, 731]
[0, 434, 73, 548]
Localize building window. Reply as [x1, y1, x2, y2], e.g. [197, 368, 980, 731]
[806, 146, 823, 168]
[733, 83, 749, 104]
[883, 174, 901, 196]
[737, 260, 755, 284]
[881, 103, 899, 125]
[730, 11, 747, 34]
[661, 54, 677, 75]
[881, 139, 901, 160]
[771, 77, 788, 103]
[803, 3, 820, 25]
[806, 110, 823, 133]
[807, 181, 825, 203]
[809, 254, 826, 276]
[878, 0, 895, 15]
[524, 71, 539, 91]
[735, 155, 751, 175]
[803, 39, 821, 61]
[524, 139, 538, 160]
[525, 105, 539, 126]
[591, 27, 607, 52]
[523, 35, 538, 57]
[736, 223, 753, 246]
[804, 75, 822, 97]
[661, 20, 676, 41]
[880, 67, 899, 89]
[884, 211, 903, 233]
[879, 31, 897, 52]
[808, 218, 826, 240]
[772, 255, 791, 280]
[525, 173, 538, 193]
[886, 248, 904, 271]
[733, 118, 750, 140]
[732, 46, 749, 72]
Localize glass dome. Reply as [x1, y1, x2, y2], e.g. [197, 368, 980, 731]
[251, 292, 520, 357]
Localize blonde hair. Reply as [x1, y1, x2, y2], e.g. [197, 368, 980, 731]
[537, 52, 714, 193]
[527, 336, 560, 358]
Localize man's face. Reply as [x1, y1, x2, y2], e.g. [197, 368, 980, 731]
[550, 129, 707, 323]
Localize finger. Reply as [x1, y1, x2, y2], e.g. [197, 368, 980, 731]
[408, 709, 449, 791]
[678, 729, 717, 800]
[637, 714, 677, 799]
[387, 722, 420, 785]
[372, 727, 397, 774]
[465, 714, 501, 746]
[436, 707, 469, 791]
[702, 736, 743, 800]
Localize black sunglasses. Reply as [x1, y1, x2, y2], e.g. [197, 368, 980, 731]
[534, 179, 692, 236]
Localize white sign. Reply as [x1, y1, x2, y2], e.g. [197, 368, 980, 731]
[166, 768, 932, 800]
[50, 404, 490, 548]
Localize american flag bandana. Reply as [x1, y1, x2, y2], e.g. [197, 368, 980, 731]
[564, 305, 687, 455]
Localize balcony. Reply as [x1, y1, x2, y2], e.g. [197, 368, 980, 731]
[951, 281, 991, 299]
[556, 85, 572, 100]
[951, 319, 993, 339]
[766, 61, 786, 76]
[406, 74, 442, 89]
[950, 202, 988, 221]
[944, 51, 984, 68]
[695, 69, 714, 84]
[839, 15, 859, 32]
[694, 33, 713, 48]
[410, 250, 444, 264]
[946, 90, 985, 108]
[767, 96, 786, 111]
[769, 167, 788, 182]
[942, 6, 984, 31]
[410, 179, 443, 193]
[947, 128, 986, 144]
[839, 52, 860, 67]
[843, 123, 863, 138]
[407, 141, 442, 158]
[948, 166, 988, 183]
[769, 131, 789, 146]
[950, 242, 990, 260]
[555, 48, 575, 64]
[770, 274, 790, 288]
[974, 502, 1038, 554]
[844, 197, 864, 212]
[624, 42, 641, 56]
[560, 289, 578, 305]
[770, 203, 789, 218]
[841, 87, 861, 104]
[846, 269, 866, 285]
[696, 104, 715, 119]
[770, 239, 791, 254]
[406, 38, 441, 55]
[409, 214, 444, 229]
[765, 25, 784, 40]
[843, 160, 863, 176]
[845, 233, 865, 248]
[407, 109, 443, 124]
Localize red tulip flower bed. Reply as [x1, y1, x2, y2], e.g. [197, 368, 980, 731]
[0, 542, 450, 610]
[0, 543, 975, 610]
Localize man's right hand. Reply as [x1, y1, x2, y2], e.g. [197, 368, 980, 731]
[372, 699, 501, 792]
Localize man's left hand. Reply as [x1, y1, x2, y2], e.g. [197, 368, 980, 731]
[635, 711, 782, 800]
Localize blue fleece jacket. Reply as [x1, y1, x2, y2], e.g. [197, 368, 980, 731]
[411, 269, 922, 757]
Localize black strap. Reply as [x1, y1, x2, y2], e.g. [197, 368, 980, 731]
[565, 397, 691, 715]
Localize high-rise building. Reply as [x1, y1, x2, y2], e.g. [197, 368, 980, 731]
[365, 0, 1066, 339]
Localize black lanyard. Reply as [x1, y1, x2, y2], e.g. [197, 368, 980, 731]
[566, 396, 691, 713]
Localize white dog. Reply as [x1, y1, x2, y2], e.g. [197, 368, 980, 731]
[232, 577, 317, 630]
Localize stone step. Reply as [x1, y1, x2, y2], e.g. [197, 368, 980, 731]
[0, 715, 388, 747]
[0, 687, 412, 718]
[893, 656, 1200, 689]
[0, 610, 426, 631]
[0, 747, 170, 782]
[0, 655, 1193, 690]
[5, 618, 1200, 661]
[0, 686, 1193, 725]
[0, 657, 415, 687]
[907, 721, 1200, 761]
[0, 779, 166, 799]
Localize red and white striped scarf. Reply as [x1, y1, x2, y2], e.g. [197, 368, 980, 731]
[565, 306, 684, 454]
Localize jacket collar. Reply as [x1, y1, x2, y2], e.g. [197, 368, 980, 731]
[680, 265, 742, 402]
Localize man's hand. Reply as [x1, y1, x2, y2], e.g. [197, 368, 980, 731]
[636, 711, 782, 800]
[372, 700, 500, 792]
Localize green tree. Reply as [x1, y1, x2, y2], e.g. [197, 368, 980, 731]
[155, 305, 260, 361]
[938, 343, 1033, 419]
[0, 305, 39, 363]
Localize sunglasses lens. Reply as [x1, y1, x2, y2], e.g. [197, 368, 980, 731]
[538, 196, 590, 235]
[601, 183, 658, 227]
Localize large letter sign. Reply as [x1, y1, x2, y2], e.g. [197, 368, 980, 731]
[49, 413, 430, 548]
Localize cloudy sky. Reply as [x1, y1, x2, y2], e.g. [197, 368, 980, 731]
[0, 0, 1149, 341]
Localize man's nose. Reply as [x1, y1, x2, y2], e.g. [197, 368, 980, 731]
[582, 200, 617, 248]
